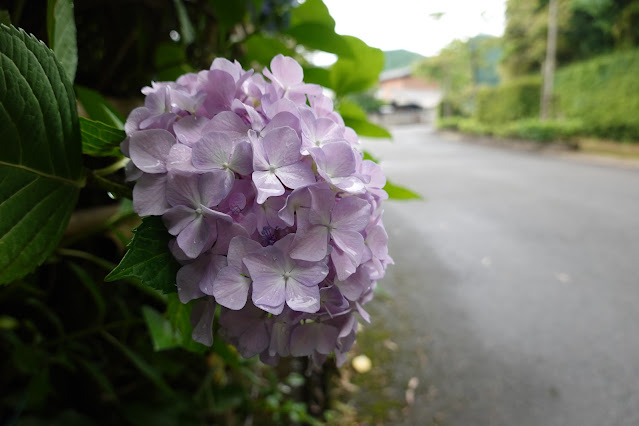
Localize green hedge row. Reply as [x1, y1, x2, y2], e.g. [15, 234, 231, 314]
[462, 49, 639, 141]
[555, 49, 639, 141]
[437, 117, 582, 143]
[474, 76, 542, 124]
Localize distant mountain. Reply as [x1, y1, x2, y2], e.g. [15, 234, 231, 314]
[383, 49, 425, 71]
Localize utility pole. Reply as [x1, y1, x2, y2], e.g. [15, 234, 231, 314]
[541, 0, 558, 120]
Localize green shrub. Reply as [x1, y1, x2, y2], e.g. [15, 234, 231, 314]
[475, 76, 542, 124]
[457, 119, 494, 136]
[555, 49, 639, 141]
[436, 116, 463, 130]
[438, 87, 478, 118]
[495, 119, 582, 142]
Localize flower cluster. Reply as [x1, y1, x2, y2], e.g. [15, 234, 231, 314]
[122, 55, 392, 366]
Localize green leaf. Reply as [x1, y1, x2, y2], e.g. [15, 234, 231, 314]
[384, 180, 422, 200]
[79, 117, 125, 157]
[142, 305, 181, 351]
[285, 23, 353, 58]
[101, 331, 175, 396]
[173, 0, 195, 45]
[330, 36, 384, 96]
[0, 25, 83, 285]
[362, 150, 380, 162]
[303, 66, 331, 87]
[105, 216, 180, 294]
[47, 0, 77, 82]
[290, 0, 335, 28]
[75, 85, 125, 130]
[338, 100, 392, 138]
[243, 34, 293, 67]
[166, 294, 208, 354]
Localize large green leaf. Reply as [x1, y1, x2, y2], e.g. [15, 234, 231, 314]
[105, 216, 180, 294]
[289, 0, 335, 28]
[330, 36, 384, 96]
[338, 100, 392, 138]
[47, 0, 77, 82]
[79, 117, 125, 157]
[243, 34, 293, 67]
[285, 23, 353, 58]
[0, 25, 83, 285]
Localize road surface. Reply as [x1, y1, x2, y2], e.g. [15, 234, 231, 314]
[353, 126, 639, 426]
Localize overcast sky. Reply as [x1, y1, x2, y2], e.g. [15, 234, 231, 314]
[321, 0, 507, 57]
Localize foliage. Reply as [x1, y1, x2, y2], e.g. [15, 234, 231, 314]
[475, 76, 542, 124]
[449, 118, 582, 143]
[555, 48, 639, 141]
[0, 0, 419, 423]
[0, 24, 83, 285]
[501, 0, 639, 78]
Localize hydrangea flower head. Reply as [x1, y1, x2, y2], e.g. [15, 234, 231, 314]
[123, 54, 392, 366]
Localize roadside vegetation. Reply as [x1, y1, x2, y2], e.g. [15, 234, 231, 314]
[416, 0, 639, 151]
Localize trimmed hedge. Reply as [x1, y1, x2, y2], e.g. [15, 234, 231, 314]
[440, 118, 582, 143]
[475, 76, 542, 124]
[555, 49, 639, 141]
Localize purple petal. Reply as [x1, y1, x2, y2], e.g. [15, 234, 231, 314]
[331, 246, 357, 281]
[176, 260, 207, 303]
[285, 280, 320, 313]
[176, 216, 214, 259]
[289, 225, 329, 261]
[128, 129, 174, 173]
[197, 254, 227, 295]
[174, 115, 210, 146]
[243, 246, 287, 278]
[317, 142, 356, 177]
[330, 229, 364, 265]
[210, 221, 250, 255]
[212, 266, 251, 310]
[227, 236, 263, 272]
[191, 297, 217, 346]
[290, 323, 339, 356]
[252, 170, 284, 204]
[229, 141, 253, 175]
[192, 132, 234, 170]
[251, 274, 286, 315]
[166, 172, 200, 208]
[278, 185, 312, 226]
[202, 111, 250, 143]
[335, 266, 370, 301]
[133, 174, 169, 216]
[275, 161, 316, 190]
[290, 259, 329, 286]
[199, 171, 232, 207]
[269, 54, 304, 87]
[262, 127, 301, 168]
[163, 205, 197, 235]
[331, 196, 370, 232]
[166, 144, 197, 173]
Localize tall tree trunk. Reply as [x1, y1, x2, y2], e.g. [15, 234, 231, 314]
[541, 0, 558, 120]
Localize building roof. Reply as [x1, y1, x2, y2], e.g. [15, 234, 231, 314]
[379, 67, 413, 82]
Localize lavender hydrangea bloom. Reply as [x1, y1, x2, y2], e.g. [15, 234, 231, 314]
[122, 54, 391, 365]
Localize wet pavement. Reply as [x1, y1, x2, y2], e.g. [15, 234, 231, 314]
[354, 125, 639, 426]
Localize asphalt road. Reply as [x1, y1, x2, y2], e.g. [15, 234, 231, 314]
[358, 125, 639, 426]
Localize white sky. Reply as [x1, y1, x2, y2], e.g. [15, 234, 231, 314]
[321, 0, 506, 57]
